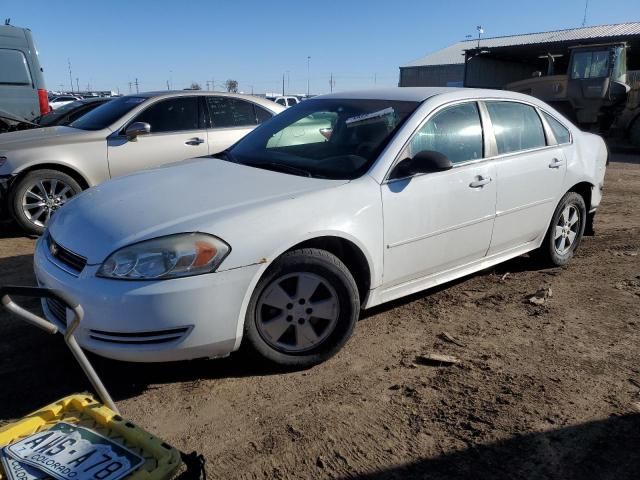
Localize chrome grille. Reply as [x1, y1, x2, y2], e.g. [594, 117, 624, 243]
[47, 234, 87, 273]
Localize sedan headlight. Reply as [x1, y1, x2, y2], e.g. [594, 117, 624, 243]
[97, 233, 230, 280]
[0, 156, 7, 168]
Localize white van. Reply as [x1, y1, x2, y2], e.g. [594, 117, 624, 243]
[0, 24, 49, 131]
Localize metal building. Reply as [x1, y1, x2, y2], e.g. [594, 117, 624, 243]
[399, 22, 640, 87]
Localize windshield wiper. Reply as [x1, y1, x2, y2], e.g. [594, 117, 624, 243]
[256, 162, 314, 178]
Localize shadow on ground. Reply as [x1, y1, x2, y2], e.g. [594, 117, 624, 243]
[343, 414, 640, 480]
[0, 249, 562, 418]
[0, 220, 34, 240]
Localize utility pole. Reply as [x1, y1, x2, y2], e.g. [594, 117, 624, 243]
[476, 25, 484, 49]
[282, 73, 285, 96]
[166, 80, 170, 90]
[582, 0, 589, 26]
[374, 72, 377, 85]
[306, 56, 311, 97]
[76, 77, 80, 93]
[68, 58, 74, 93]
[329, 72, 335, 92]
[134, 78, 139, 94]
[128, 81, 132, 94]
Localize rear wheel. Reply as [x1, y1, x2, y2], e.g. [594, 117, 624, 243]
[535, 191, 586, 266]
[10, 169, 82, 235]
[244, 248, 360, 368]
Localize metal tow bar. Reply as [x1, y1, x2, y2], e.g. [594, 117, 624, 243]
[0, 285, 119, 413]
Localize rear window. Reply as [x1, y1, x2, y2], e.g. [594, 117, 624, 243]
[0, 49, 32, 85]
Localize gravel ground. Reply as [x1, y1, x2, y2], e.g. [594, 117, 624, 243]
[1, 154, 639, 479]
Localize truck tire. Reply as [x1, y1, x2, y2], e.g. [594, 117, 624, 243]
[10, 169, 82, 235]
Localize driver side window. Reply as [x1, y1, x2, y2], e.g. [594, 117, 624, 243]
[131, 97, 201, 133]
[408, 102, 484, 164]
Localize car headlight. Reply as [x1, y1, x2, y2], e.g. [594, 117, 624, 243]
[0, 156, 7, 168]
[97, 233, 230, 280]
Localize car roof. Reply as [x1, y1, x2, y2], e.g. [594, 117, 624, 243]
[313, 87, 546, 105]
[124, 90, 284, 111]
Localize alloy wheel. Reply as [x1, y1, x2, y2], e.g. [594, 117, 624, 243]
[21, 179, 75, 228]
[256, 272, 340, 353]
[554, 204, 580, 255]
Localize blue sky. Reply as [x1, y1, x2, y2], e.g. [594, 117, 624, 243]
[3, 0, 638, 94]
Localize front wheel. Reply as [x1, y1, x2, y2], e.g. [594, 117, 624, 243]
[10, 169, 82, 235]
[244, 248, 360, 368]
[536, 191, 586, 266]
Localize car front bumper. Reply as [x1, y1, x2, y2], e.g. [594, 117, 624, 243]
[33, 235, 259, 363]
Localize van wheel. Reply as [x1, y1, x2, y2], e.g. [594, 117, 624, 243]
[536, 191, 586, 266]
[10, 169, 82, 235]
[244, 248, 360, 368]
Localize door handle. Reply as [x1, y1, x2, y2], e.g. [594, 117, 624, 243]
[185, 137, 205, 146]
[549, 158, 564, 168]
[469, 176, 492, 188]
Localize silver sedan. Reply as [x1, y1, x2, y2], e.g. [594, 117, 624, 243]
[0, 91, 284, 234]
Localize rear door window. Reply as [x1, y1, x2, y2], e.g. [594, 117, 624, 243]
[485, 101, 546, 154]
[0, 49, 32, 85]
[207, 97, 257, 128]
[132, 97, 201, 133]
[255, 105, 273, 124]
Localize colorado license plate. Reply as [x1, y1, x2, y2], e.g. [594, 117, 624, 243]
[5, 423, 143, 480]
[0, 449, 54, 480]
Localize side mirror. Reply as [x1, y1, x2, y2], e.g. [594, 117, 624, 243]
[391, 150, 452, 179]
[124, 122, 151, 140]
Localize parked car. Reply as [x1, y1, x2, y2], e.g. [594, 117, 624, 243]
[34, 88, 607, 367]
[33, 97, 112, 127]
[48, 95, 81, 110]
[0, 24, 49, 131]
[269, 96, 300, 108]
[0, 91, 284, 234]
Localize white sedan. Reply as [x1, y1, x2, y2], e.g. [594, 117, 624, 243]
[34, 87, 608, 367]
[49, 95, 81, 110]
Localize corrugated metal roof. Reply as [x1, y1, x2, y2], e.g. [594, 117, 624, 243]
[402, 22, 640, 68]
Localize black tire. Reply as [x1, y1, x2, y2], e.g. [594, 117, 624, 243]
[244, 248, 360, 368]
[535, 191, 587, 266]
[10, 169, 83, 235]
[629, 115, 640, 149]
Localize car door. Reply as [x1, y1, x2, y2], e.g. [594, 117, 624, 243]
[484, 101, 567, 255]
[205, 96, 266, 155]
[107, 96, 208, 178]
[382, 101, 497, 288]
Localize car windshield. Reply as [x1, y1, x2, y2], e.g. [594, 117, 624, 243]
[69, 96, 148, 131]
[225, 98, 420, 180]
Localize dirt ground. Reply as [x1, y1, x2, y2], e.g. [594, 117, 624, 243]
[1, 154, 639, 479]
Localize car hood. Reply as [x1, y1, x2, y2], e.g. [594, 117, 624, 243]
[0, 126, 105, 150]
[48, 157, 348, 264]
